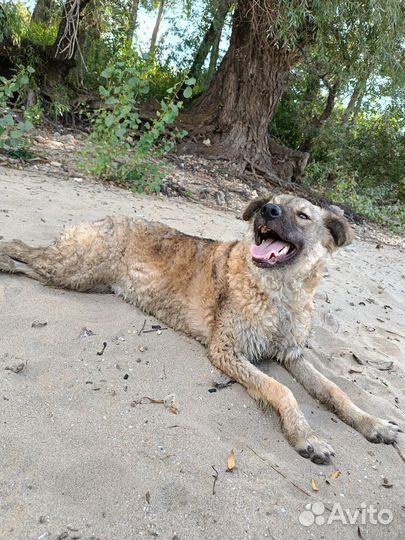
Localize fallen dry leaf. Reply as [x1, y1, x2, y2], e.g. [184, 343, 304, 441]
[311, 479, 319, 492]
[226, 449, 236, 472]
[329, 470, 341, 481]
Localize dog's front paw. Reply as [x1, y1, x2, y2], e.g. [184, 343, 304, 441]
[360, 416, 402, 444]
[295, 434, 335, 465]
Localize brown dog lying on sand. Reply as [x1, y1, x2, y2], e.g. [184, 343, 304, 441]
[0, 194, 401, 464]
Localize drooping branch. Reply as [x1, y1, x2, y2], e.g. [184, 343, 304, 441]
[53, 0, 91, 61]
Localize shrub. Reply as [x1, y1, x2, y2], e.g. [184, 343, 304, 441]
[0, 66, 35, 157]
[79, 62, 194, 193]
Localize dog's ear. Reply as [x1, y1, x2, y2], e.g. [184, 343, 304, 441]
[323, 208, 354, 251]
[242, 196, 270, 221]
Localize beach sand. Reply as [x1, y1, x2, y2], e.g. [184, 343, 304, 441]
[1, 166, 404, 540]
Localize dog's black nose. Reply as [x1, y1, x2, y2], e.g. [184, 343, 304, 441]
[260, 204, 282, 219]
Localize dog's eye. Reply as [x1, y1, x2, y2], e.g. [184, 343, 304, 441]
[298, 212, 310, 220]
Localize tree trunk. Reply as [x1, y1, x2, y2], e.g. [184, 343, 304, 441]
[341, 80, 361, 126]
[342, 67, 371, 126]
[180, 1, 310, 183]
[298, 80, 339, 154]
[31, 0, 55, 23]
[149, 0, 165, 56]
[206, 24, 222, 83]
[125, 0, 140, 49]
[189, 0, 233, 81]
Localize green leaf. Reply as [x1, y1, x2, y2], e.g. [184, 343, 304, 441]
[115, 127, 126, 138]
[10, 129, 22, 138]
[183, 87, 192, 99]
[119, 104, 132, 116]
[104, 114, 115, 127]
[101, 67, 114, 79]
[27, 66, 35, 74]
[0, 114, 14, 126]
[19, 75, 29, 85]
[105, 97, 119, 106]
[99, 85, 109, 97]
[127, 76, 140, 88]
[185, 77, 196, 86]
[22, 120, 34, 132]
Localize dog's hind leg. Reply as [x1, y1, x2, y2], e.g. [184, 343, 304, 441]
[0, 217, 129, 292]
[208, 332, 335, 464]
[284, 356, 402, 445]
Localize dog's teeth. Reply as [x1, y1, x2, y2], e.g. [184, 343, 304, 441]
[279, 246, 289, 255]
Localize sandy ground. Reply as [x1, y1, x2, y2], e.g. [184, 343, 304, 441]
[0, 165, 404, 540]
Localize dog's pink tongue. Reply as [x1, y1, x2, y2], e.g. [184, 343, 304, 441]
[250, 239, 288, 260]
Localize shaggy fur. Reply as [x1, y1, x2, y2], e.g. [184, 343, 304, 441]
[0, 194, 401, 464]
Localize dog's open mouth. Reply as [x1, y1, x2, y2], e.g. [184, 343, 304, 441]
[250, 226, 298, 267]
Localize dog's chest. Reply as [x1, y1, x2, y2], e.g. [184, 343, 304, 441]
[235, 297, 312, 362]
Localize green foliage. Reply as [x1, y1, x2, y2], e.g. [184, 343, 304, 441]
[0, 0, 58, 46]
[273, 0, 405, 72]
[147, 63, 186, 101]
[25, 19, 59, 46]
[0, 66, 36, 156]
[79, 63, 194, 193]
[316, 110, 404, 188]
[302, 107, 405, 232]
[0, 0, 403, 233]
[47, 82, 71, 119]
[0, 1, 31, 45]
[321, 175, 405, 233]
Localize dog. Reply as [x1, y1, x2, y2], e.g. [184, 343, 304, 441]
[0, 193, 401, 464]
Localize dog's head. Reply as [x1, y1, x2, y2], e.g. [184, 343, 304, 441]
[242, 194, 353, 270]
